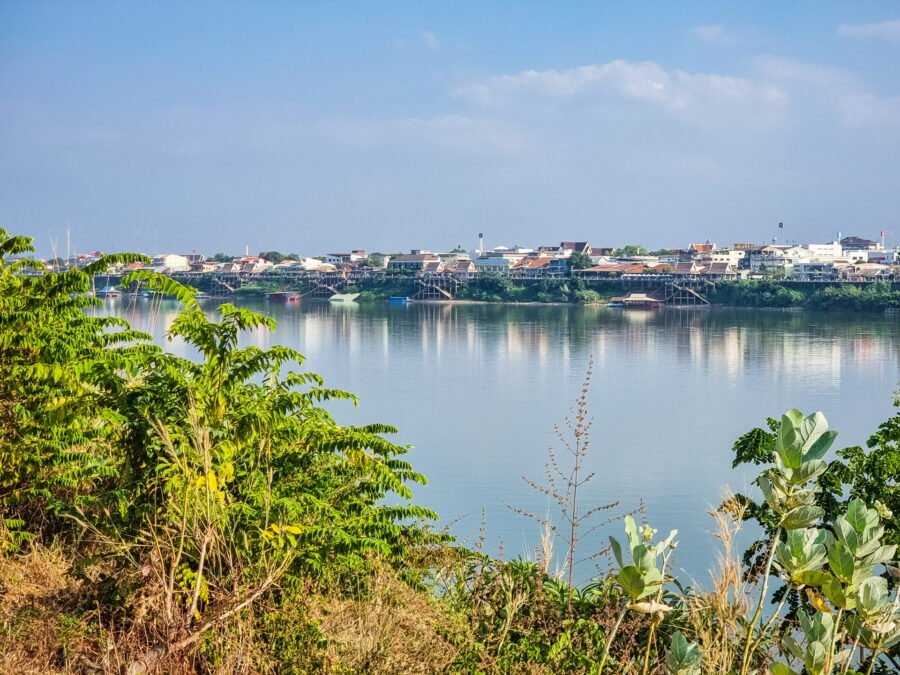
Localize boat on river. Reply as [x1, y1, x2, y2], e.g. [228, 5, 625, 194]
[96, 286, 122, 299]
[608, 292, 662, 310]
[329, 293, 359, 303]
[266, 291, 301, 303]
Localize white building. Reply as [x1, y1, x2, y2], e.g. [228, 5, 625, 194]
[747, 246, 809, 275]
[807, 242, 843, 263]
[705, 249, 746, 266]
[473, 257, 513, 274]
[152, 254, 190, 273]
[323, 251, 367, 265]
[865, 249, 898, 265]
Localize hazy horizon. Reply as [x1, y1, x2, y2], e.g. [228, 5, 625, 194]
[2, 1, 899, 256]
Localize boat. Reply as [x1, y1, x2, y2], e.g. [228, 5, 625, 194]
[608, 293, 662, 310]
[96, 285, 122, 299]
[388, 296, 410, 305]
[329, 293, 360, 303]
[266, 291, 301, 303]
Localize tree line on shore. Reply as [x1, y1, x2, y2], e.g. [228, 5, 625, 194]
[1, 227, 899, 673]
[223, 275, 900, 311]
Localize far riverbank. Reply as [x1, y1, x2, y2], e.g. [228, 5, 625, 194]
[216, 277, 900, 313]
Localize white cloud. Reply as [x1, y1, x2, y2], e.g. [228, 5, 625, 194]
[422, 31, 440, 51]
[691, 24, 738, 46]
[455, 60, 788, 127]
[455, 56, 900, 130]
[752, 55, 900, 126]
[837, 19, 900, 41]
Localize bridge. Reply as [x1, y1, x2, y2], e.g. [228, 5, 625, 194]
[155, 269, 897, 306]
[167, 270, 715, 304]
[301, 274, 350, 299]
[411, 275, 459, 300]
[600, 274, 715, 306]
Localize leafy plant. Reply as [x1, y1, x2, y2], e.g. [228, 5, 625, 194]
[665, 631, 702, 675]
[600, 515, 678, 674]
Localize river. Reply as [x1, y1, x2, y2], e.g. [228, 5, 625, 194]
[99, 299, 900, 583]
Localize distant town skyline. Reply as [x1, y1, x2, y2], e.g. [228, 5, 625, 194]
[2, 2, 899, 256]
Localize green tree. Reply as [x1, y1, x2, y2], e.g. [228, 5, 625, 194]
[0, 228, 167, 549]
[569, 251, 593, 270]
[618, 245, 648, 256]
[259, 250, 287, 263]
[0, 228, 444, 669]
[110, 303, 442, 667]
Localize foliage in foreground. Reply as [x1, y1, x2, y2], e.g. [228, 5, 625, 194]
[2, 227, 900, 673]
[0, 229, 444, 672]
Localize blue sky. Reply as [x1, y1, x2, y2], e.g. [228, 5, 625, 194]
[1, 1, 899, 255]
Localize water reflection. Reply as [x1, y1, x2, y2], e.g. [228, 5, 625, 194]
[99, 299, 900, 580]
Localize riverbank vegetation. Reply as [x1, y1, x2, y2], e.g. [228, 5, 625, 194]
[218, 276, 612, 304]
[708, 281, 900, 312]
[2, 228, 900, 673]
[185, 273, 900, 312]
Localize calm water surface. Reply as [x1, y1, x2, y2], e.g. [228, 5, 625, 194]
[101, 300, 900, 582]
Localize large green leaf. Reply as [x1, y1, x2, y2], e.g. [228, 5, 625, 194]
[795, 569, 831, 587]
[623, 515, 639, 551]
[803, 641, 827, 674]
[665, 631, 702, 673]
[632, 543, 656, 573]
[856, 576, 888, 614]
[844, 498, 869, 533]
[618, 565, 646, 600]
[822, 576, 851, 610]
[827, 541, 856, 583]
[789, 458, 828, 485]
[758, 474, 779, 510]
[609, 535, 625, 568]
[777, 409, 805, 469]
[861, 544, 896, 568]
[796, 411, 830, 452]
[780, 505, 824, 529]
[804, 429, 837, 462]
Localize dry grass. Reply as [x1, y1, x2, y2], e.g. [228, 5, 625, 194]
[683, 492, 751, 674]
[0, 544, 200, 674]
[0, 544, 78, 674]
[314, 567, 464, 674]
[0, 544, 465, 674]
[0, 498, 786, 674]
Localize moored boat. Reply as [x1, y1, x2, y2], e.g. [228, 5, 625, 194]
[266, 291, 301, 303]
[96, 285, 122, 299]
[608, 293, 662, 310]
[329, 293, 359, 303]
